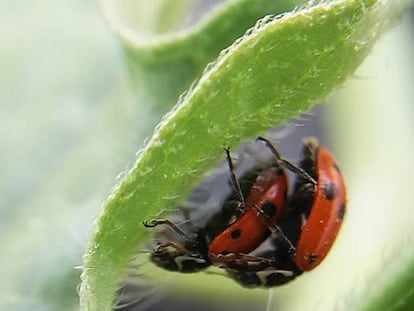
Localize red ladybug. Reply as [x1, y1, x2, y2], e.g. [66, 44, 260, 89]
[225, 137, 347, 287]
[144, 144, 288, 272]
[293, 138, 346, 271]
[144, 137, 347, 288]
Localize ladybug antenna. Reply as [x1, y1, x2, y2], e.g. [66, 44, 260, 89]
[257, 137, 317, 185]
[224, 147, 246, 208]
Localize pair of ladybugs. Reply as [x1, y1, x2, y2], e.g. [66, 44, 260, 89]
[144, 137, 346, 287]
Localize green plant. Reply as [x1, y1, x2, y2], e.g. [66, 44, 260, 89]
[79, 1, 414, 310]
[1, 1, 411, 311]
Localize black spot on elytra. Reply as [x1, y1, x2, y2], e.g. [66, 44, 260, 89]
[231, 229, 241, 239]
[262, 200, 277, 219]
[324, 183, 337, 201]
[338, 203, 346, 220]
[308, 253, 318, 263]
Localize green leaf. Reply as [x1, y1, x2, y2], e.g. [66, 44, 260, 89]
[101, 0, 305, 108]
[81, 1, 413, 310]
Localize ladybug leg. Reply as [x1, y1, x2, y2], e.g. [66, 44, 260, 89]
[224, 147, 246, 213]
[154, 240, 192, 255]
[143, 219, 190, 240]
[252, 204, 296, 255]
[257, 137, 317, 186]
[210, 252, 276, 266]
[272, 226, 297, 257]
[253, 203, 272, 223]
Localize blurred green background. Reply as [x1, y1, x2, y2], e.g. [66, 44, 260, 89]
[0, 1, 153, 310]
[1, 1, 414, 311]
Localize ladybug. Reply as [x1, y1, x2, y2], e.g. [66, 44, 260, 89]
[258, 136, 346, 271]
[287, 137, 346, 271]
[224, 137, 347, 287]
[144, 137, 346, 288]
[144, 144, 289, 272]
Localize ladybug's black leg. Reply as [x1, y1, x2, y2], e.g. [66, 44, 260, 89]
[272, 226, 297, 257]
[257, 137, 317, 186]
[210, 252, 276, 266]
[154, 240, 192, 255]
[252, 204, 297, 257]
[143, 219, 190, 240]
[224, 147, 246, 212]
